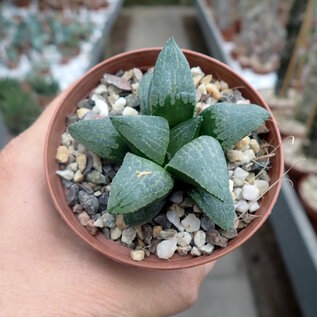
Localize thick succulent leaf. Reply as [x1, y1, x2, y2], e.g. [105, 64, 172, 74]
[199, 103, 270, 150]
[188, 187, 235, 230]
[148, 38, 196, 128]
[123, 199, 166, 226]
[139, 71, 153, 115]
[108, 153, 174, 214]
[167, 117, 203, 160]
[68, 118, 128, 161]
[166, 136, 228, 201]
[110, 115, 169, 165]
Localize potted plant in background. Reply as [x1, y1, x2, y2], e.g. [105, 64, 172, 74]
[45, 38, 283, 269]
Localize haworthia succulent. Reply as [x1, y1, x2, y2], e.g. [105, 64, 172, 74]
[199, 103, 270, 150]
[167, 116, 203, 160]
[68, 118, 128, 161]
[124, 199, 166, 226]
[110, 115, 169, 165]
[108, 153, 174, 214]
[166, 136, 229, 202]
[188, 187, 235, 230]
[148, 38, 196, 128]
[139, 71, 153, 115]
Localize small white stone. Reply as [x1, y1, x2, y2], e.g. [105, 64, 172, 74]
[94, 84, 108, 95]
[77, 212, 90, 226]
[77, 144, 86, 153]
[249, 139, 260, 153]
[95, 99, 109, 116]
[199, 243, 214, 255]
[194, 230, 206, 248]
[249, 201, 260, 213]
[234, 167, 249, 180]
[77, 108, 90, 119]
[122, 106, 138, 116]
[235, 136, 250, 151]
[191, 246, 201, 257]
[229, 179, 234, 192]
[193, 75, 203, 87]
[193, 204, 202, 213]
[234, 188, 242, 200]
[206, 83, 220, 100]
[235, 200, 249, 213]
[130, 249, 145, 261]
[157, 238, 178, 259]
[61, 132, 73, 146]
[167, 210, 184, 232]
[254, 179, 269, 196]
[91, 94, 104, 102]
[198, 83, 207, 95]
[242, 185, 260, 201]
[181, 214, 201, 232]
[56, 169, 73, 181]
[170, 204, 185, 218]
[113, 97, 126, 112]
[176, 232, 192, 246]
[110, 227, 122, 240]
[227, 150, 243, 162]
[67, 162, 78, 172]
[177, 245, 192, 256]
[94, 217, 104, 228]
[90, 152, 102, 173]
[191, 66, 205, 77]
[73, 170, 84, 183]
[232, 176, 245, 187]
[241, 149, 255, 164]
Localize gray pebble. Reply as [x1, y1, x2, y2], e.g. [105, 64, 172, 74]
[142, 224, 153, 245]
[206, 229, 228, 248]
[78, 99, 93, 109]
[121, 227, 137, 246]
[103, 164, 116, 179]
[66, 184, 79, 205]
[157, 229, 177, 240]
[66, 114, 78, 126]
[102, 212, 116, 228]
[169, 191, 183, 204]
[98, 192, 109, 210]
[62, 179, 73, 189]
[177, 245, 192, 256]
[102, 227, 110, 239]
[125, 94, 139, 108]
[78, 182, 94, 195]
[83, 154, 93, 175]
[154, 214, 172, 229]
[78, 190, 99, 215]
[219, 228, 238, 239]
[86, 170, 107, 185]
[200, 215, 215, 232]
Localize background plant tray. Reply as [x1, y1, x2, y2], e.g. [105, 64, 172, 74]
[195, 1, 317, 315]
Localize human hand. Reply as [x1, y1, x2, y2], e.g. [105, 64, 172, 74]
[0, 92, 215, 317]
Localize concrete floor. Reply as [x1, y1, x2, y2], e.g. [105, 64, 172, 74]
[107, 5, 302, 317]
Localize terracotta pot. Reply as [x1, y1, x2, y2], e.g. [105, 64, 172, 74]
[44, 48, 284, 270]
[298, 176, 317, 232]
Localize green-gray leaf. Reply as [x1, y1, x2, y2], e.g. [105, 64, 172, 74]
[148, 38, 196, 128]
[166, 136, 228, 201]
[167, 117, 203, 160]
[108, 153, 174, 214]
[199, 103, 270, 150]
[68, 118, 128, 161]
[188, 187, 235, 230]
[123, 199, 166, 226]
[139, 71, 153, 115]
[110, 115, 169, 165]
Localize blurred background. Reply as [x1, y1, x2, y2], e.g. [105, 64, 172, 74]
[0, 0, 316, 316]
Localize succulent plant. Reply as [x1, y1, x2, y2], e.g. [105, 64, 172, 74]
[68, 38, 269, 230]
[28, 74, 60, 96]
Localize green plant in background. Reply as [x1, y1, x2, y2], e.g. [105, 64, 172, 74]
[28, 74, 60, 96]
[0, 78, 41, 135]
[69, 38, 269, 230]
[295, 32, 317, 123]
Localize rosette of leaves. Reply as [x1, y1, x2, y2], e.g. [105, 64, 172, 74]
[69, 38, 270, 231]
